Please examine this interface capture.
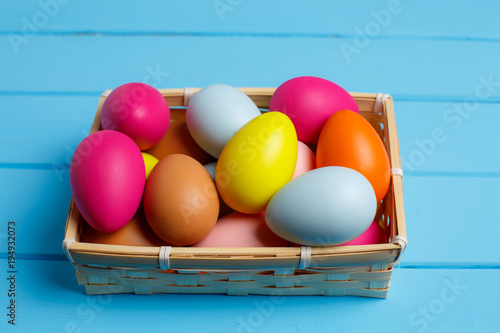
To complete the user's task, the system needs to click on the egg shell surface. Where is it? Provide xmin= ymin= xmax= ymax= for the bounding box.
xmin=216 ymin=112 xmax=298 ymax=214
xmin=101 ymin=82 xmax=170 ymax=150
xmin=146 ymin=120 xmax=215 ymax=165
xmin=203 ymin=162 xmax=234 ymax=217
xmin=83 ymin=206 xmax=167 ymax=246
xmin=339 ymin=220 xmax=387 ymax=246
xmin=144 ymin=154 xmax=219 ymax=246
xmin=293 ymin=141 xmax=316 ymax=179
xmin=186 ymin=84 xmax=262 ymax=158
xmin=265 ymin=166 xmax=377 ymax=246
xmin=69 ymin=130 xmax=145 ymax=233
xmin=269 ymin=76 xmax=359 ymax=145
xmin=142 ymin=152 xmax=159 ymax=180
xmin=316 ymin=110 xmax=391 ymax=202
xmin=193 ymin=212 xmax=288 ymax=247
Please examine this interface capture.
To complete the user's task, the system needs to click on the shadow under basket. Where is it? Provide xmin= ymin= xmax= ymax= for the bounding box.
xmin=63 ymin=88 xmax=407 ymax=298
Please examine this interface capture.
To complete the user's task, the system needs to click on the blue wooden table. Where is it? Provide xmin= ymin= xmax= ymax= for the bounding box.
xmin=1 ymin=1 xmax=499 ymax=332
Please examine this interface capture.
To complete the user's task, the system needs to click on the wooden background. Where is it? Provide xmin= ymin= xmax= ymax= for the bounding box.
xmin=1 ymin=1 xmax=499 ymax=332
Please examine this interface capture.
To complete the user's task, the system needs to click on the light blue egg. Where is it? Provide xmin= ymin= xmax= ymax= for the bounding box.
xmin=265 ymin=166 xmax=377 ymax=246
xmin=186 ymin=84 xmax=261 ymax=158
xmin=203 ymin=161 xmax=217 ymax=181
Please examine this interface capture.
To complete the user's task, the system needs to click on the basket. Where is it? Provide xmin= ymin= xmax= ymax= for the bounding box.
xmin=63 ymin=88 xmax=407 ymax=298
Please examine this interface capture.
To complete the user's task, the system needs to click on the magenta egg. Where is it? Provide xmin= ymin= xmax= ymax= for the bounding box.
xmin=101 ymin=82 xmax=170 ymax=150
xmin=70 ymin=130 xmax=146 ymax=233
xmin=340 ymin=221 xmax=387 ymax=246
xmin=269 ymin=76 xmax=359 ymax=145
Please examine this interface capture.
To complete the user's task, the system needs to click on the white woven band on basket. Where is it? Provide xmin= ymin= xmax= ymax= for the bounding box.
xmin=159 ymin=246 xmax=172 ymax=270
xmin=391 ymin=235 xmax=408 ymax=263
xmin=62 ymin=238 xmax=76 ymax=264
xmin=391 ymin=167 xmax=404 ymax=178
xmin=300 ymin=246 xmax=312 ymax=269
xmin=183 ymin=87 xmax=196 ymax=107
xmin=158 ymin=246 xmax=312 ymax=271
xmin=374 ymin=93 xmax=391 ymax=114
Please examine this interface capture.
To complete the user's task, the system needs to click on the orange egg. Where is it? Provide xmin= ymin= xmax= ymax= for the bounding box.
xmin=316 ymin=110 xmax=391 ymax=202
xmin=145 ymin=120 xmax=215 ymax=165
xmin=82 ymin=206 xmax=166 ymax=246
xmin=143 ymin=154 xmax=219 ymax=246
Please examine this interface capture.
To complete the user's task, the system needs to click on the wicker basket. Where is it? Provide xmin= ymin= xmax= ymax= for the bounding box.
xmin=63 ymin=88 xmax=407 ymax=298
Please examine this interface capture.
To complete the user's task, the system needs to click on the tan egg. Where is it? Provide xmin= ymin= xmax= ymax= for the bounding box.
xmin=82 ymin=206 xmax=166 ymax=246
xmin=144 ymin=154 xmax=219 ymax=246
xmin=145 ymin=120 xmax=215 ymax=165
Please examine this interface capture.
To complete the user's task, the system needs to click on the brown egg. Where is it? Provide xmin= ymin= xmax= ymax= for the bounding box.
xmin=145 ymin=120 xmax=215 ymax=165
xmin=83 ymin=206 xmax=166 ymax=246
xmin=144 ymin=154 xmax=219 ymax=246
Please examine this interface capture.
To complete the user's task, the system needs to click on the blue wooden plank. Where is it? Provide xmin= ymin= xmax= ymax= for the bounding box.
xmin=0 ymin=169 xmax=71 ymax=258
xmin=2 ymin=167 xmax=498 ymax=267
xmin=1 ymin=36 xmax=500 ymax=101
xmin=0 ymin=0 xmax=499 ymax=40
xmin=403 ymin=175 xmax=500 ymax=266
xmin=396 ymin=100 xmax=500 ymax=175
xmin=0 ymin=259 xmax=498 ymax=332
xmin=0 ymin=95 xmax=97 ymax=165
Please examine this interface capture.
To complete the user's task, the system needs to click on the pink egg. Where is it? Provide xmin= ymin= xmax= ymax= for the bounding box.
xmin=70 ymin=130 xmax=146 ymax=233
xmin=293 ymin=141 xmax=316 ymax=179
xmin=269 ymin=76 xmax=359 ymax=145
xmin=193 ymin=212 xmax=288 ymax=247
xmin=339 ymin=221 xmax=387 ymax=246
xmin=101 ymin=82 xmax=170 ymax=151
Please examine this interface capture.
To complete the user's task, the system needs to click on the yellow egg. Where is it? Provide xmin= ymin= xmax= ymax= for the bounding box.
xmin=142 ymin=152 xmax=159 ymax=180
xmin=215 ymin=112 xmax=298 ymax=214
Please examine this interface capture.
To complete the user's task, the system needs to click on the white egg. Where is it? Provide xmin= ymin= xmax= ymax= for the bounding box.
xmin=186 ymin=84 xmax=261 ymax=158
xmin=265 ymin=166 xmax=377 ymax=246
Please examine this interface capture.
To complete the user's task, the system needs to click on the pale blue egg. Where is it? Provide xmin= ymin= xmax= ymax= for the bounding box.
xmin=203 ymin=161 xmax=217 ymax=181
xmin=186 ymin=84 xmax=261 ymax=158
xmin=265 ymin=166 xmax=377 ymax=246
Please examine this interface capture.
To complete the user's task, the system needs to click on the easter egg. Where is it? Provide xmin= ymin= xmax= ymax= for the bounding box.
xmin=70 ymin=130 xmax=145 ymax=233
xmin=83 ymin=206 xmax=166 ymax=247
xmin=339 ymin=220 xmax=387 ymax=246
xmin=101 ymin=82 xmax=170 ymax=150
xmin=141 ymin=152 xmax=158 ymax=180
xmin=269 ymin=76 xmax=359 ymax=145
xmin=144 ymin=154 xmax=219 ymax=246
xmin=186 ymin=84 xmax=261 ymax=158
xmin=203 ymin=162 xmax=234 ymax=218
xmin=293 ymin=141 xmax=316 ymax=179
xmin=193 ymin=212 xmax=288 ymax=247
xmin=216 ymin=112 xmax=298 ymax=214
xmin=316 ymin=110 xmax=391 ymax=202
xmin=145 ymin=120 xmax=215 ymax=165
xmin=265 ymin=166 xmax=376 ymax=246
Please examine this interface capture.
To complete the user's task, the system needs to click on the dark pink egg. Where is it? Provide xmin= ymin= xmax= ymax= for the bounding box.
xmin=70 ymin=130 xmax=146 ymax=233
xmin=101 ymin=82 xmax=170 ymax=150
xmin=340 ymin=221 xmax=387 ymax=246
xmin=269 ymin=76 xmax=359 ymax=145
